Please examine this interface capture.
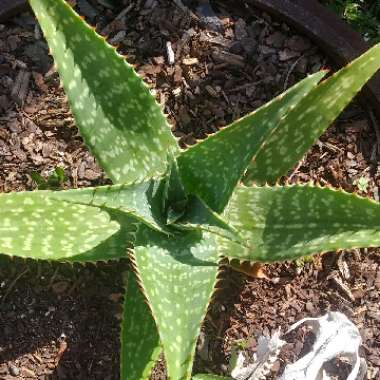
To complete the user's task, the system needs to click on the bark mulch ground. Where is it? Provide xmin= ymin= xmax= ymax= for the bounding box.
xmin=0 ymin=0 xmax=379 ymax=379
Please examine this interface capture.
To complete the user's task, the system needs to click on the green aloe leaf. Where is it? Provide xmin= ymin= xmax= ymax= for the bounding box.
xmin=29 ymin=0 xmax=178 ymax=184
xmin=246 ymin=42 xmax=380 ymax=184
xmin=176 ymin=196 xmax=239 ymax=243
xmin=121 ymin=271 xmax=161 ymax=380
xmin=134 ymin=225 xmax=219 ymax=380
xmin=69 ymin=210 xmax=134 ymax=262
xmin=163 ymin=161 xmax=189 ymax=225
xmin=51 ymin=179 xmax=166 ymax=232
xmin=0 ymin=191 xmax=134 ymax=261
xmin=177 ymin=71 xmax=326 ymax=213
xmin=222 ymin=185 xmax=380 ymax=262
xmin=193 ymin=375 xmax=232 ymax=380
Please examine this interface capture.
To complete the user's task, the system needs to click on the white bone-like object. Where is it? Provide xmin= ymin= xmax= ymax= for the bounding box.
xmin=280 ymin=311 xmax=365 ymax=380
xmin=230 ymin=312 xmax=366 ymax=380
xmin=231 ymin=329 xmax=286 ymax=380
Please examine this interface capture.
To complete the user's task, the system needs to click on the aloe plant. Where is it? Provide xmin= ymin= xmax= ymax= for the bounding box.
xmin=1 ymin=0 xmax=380 ymax=379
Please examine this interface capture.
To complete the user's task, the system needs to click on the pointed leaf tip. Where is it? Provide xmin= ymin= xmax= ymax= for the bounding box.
xmin=121 ymin=271 xmax=161 ymax=380
xmin=223 ymin=185 xmax=380 ymax=262
xmin=134 ymin=226 xmax=220 ymax=380
xmin=247 ymin=42 xmax=380 ymax=184
xmin=29 ymin=0 xmax=178 ymax=185
xmin=0 ymin=191 xmax=133 ymax=262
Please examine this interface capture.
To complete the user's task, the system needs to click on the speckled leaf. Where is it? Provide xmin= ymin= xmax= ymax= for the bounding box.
xmin=163 ymin=161 xmax=188 ymax=225
xmin=29 ymin=0 xmax=178 ymax=184
xmin=246 ymin=42 xmax=380 ymax=184
xmin=0 ymin=191 xmax=133 ymax=261
xmin=121 ymin=271 xmax=161 ymax=380
xmin=222 ymin=185 xmax=380 ymax=262
xmin=50 ymin=179 xmax=166 ymax=232
xmin=177 ymin=71 xmax=326 ymax=213
xmin=192 ymin=375 xmax=232 ymax=380
xmin=134 ymin=226 xmax=219 ymax=380
xmin=68 ymin=210 xmax=135 ymax=262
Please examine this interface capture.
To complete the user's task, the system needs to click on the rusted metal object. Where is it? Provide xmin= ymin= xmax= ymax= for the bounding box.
xmin=244 ymin=0 xmax=380 ymax=118
xmin=0 ymin=0 xmax=28 ymax=22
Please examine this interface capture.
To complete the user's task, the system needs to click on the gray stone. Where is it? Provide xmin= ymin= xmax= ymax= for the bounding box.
xmin=9 ymin=364 xmax=20 ymax=377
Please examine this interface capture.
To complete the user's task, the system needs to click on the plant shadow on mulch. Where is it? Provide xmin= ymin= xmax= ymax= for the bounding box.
xmin=1 ymin=0 xmax=380 ymax=379
xmin=0 ymin=257 xmax=129 ymax=379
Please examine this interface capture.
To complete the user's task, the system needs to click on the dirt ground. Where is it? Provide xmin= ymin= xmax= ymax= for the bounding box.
xmin=0 ymin=0 xmax=379 ymax=379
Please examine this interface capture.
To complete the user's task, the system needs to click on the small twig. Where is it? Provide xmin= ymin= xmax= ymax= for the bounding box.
xmin=228 ymin=79 xmax=265 ymax=93
xmin=283 ymin=54 xmax=305 ymax=91
xmin=327 ymin=270 xmax=355 ymax=302
xmin=1 ymin=267 xmax=29 ymax=303
xmin=100 ymin=3 xmax=134 ymax=35
xmin=88 ymin=316 xmax=105 ymax=372
xmin=317 ymin=139 xmax=343 ymax=154
xmin=337 ymin=251 xmax=350 ymax=280
xmin=212 ymin=50 xmax=245 ymax=68
xmin=287 ymin=158 xmax=304 ymax=182
xmin=48 ymin=267 xmax=60 ymax=289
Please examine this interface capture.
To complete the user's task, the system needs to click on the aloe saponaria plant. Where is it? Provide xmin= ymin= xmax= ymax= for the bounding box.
xmin=1 ymin=0 xmax=380 ymax=378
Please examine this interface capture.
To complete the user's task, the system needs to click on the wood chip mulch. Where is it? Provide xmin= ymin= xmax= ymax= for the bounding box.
xmin=0 ymin=1 xmax=379 ymax=379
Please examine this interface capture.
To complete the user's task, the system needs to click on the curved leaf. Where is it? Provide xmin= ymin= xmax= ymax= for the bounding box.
xmin=176 ymin=196 xmax=240 ymax=243
xmin=0 ymin=191 xmax=131 ymax=261
xmin=68 ymin=210 xmax=134 ymax=262
xmin=246 ymin=42 xmax=380 ymax=183
xmin=177 ymin=71 xmax=326 ymax=212
xmin=222 ymin=185 xmax=380 ymax=262
xmin=29 ymin=0 xmax=178 ymax=184
xmin=121 ymin=271 xmax=161 ymax=380
xmin=50 ymin=179 xmax=166 ymax=232
xmin=134 ymin=226 xmax=219 ymax=380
